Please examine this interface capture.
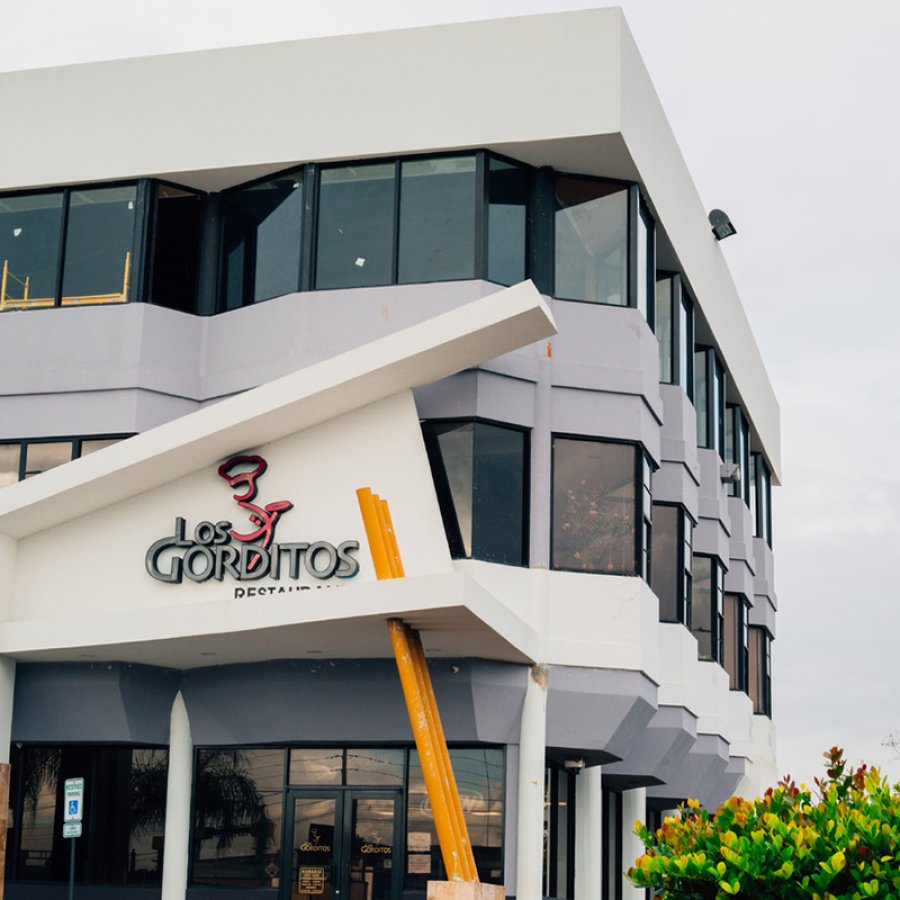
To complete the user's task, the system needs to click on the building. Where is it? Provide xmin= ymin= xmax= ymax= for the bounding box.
xmin=0 ymin=9 xmax=780 ymax=900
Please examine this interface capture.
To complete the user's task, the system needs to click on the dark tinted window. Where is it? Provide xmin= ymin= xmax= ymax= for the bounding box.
xmin=691 ymin=555 xmax=724 ymax=663
xmin=398 ymin=156 xmax=477 ymax=283
xmin=656 ymin=276 xmax=674 ymax=383
xmin=149 ymin=184 xmax=202 ymax=312
xmin=316 ymin=163 xmax=395 ymax=289
xmin=651 ymin=504 xmax=679 ymax=621
xmin=221 ymin=171 xmax=304 ymax=309
xmin=552 ymin=437 xmax=638 ymax=575
xmin=724 ymin=593 xmax=749 ymax=691
xmin=488 ymin=157 xmax=529 ymax=286
xmin=0 ymin=192 xmax=63 ymax=310
xmin=61 ymin=186 xmax=136 ymax=306
xmin=422 ymin=420 xmax=529 ymax=566
xmin=748 ymin=626 xmax=772 ymax=716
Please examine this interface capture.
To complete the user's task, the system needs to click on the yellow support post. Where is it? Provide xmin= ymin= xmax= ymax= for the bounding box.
xmin=409 ymin=628 xmax=478 ymax=881
xmin=356 ymin=487 xmax=393 ymax=580
xmin=380 ymin=498 xmax=405 ymax=578
xmin=388 ymin=619 xmax=466 ymax=881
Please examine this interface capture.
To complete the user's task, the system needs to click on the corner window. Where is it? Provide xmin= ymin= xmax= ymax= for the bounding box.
xmin=725 ymin=405 xmax=751 ymax=503
xmin=694 ymin=346 xmax=725 ymax=457
xmin=750 ymin=453 xmax=773 ymax=547
xmin=7 ymin=745 xmax=167 ymax=885
xmin=554 ymin=176 xmax=628 ymax=307
xmin=723 ymin=593 xmax=750 ymax=691
xmin=221 ymin=169 xmax=305 ymax=309
xmin=487 ymin=156 xmax=530 ymax=286
xmin=748 ymin=626 xmax=773 ymax=716
xmin=655 ymin=273 xmax=694 ymax=397
xmin=422 ymin=420 xmax=529 ymax=566
xmin=650 ymin=503 xmax=693 ymax=626
xmin=148 ymin=183 xmax=203 ymax=313
xmin=691 ymin=554 xmax=724 ymax=663
xmin=551 ymin=437 xmax=650 ymax=577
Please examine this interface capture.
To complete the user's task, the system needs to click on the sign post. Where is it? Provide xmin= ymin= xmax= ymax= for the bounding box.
xmin=62 ymin=778 xmax=84 ymax=900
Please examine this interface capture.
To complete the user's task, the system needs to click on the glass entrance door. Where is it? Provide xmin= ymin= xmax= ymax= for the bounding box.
xmin=285 ymin=791 xmax=400 ymax=900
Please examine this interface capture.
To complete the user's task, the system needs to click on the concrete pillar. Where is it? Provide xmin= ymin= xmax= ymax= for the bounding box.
xmin=161 ymin=691 xmax=192 ymax=900
xmin=620 ymin=788 xmax=647 ymax=897
xmin=574 ymin=765 xmax=603 ymax=900
xmin=0 ymin=657 xmax=16 ymax=900
xmin=515 ymin=665 xmax=548 ymax=900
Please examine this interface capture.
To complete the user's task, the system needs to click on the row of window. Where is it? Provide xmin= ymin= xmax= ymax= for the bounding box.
xmin=4 ymin=744 xmax=504 ymax=891
xmin=0 ymin=151 xmax=654 ymax=319
xmin=0 ymin=435 xmax=128 ymax=487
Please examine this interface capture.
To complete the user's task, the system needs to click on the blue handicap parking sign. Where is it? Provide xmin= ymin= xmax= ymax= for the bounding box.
xmin=68 ymin=800 xmax=78 ymax=815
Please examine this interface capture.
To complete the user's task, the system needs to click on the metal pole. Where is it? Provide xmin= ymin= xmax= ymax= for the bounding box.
xmin=68 ymin=837 xmax=75 ymax=900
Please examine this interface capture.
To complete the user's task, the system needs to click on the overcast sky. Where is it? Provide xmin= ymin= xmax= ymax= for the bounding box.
xmin=3 ymin=0 xmax=898 ymax=787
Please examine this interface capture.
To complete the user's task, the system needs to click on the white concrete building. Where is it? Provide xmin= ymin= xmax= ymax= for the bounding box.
xmin=0 ymin=10 xmax=779 ymax=900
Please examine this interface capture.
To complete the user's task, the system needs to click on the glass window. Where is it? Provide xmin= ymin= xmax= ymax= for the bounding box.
xmin=752 ymin=453 xmax=773 ymax=547
xmin=650 ymin=504 xmax=693 ymax=625
xmin=487 ymin=156 xmax=529 ymax=286
xmin=398 ymin=156 xmax=477 ymax=284
xmin=543 ymin=765 xmax=576 ymax=900
xmin=149 ymin=184 xmax=202 ymax=313
xmin=24 ymin=441 xmax=73 ymax=478
xmin=221 ymin=170 xmax=304 ymax=309
xmin=723 ymin=593 xmax=749 ymax=692
xmin=655 ymin=276 xmax=673 ymax=383
xmin=61 ymin=186 xmax=136 ymax=306
xmin=679 ymin=289 xmax=694 ymax=398
xmin=79 ymin=438 xmax=122 ymax=456
xmin=289 ymin=748 xmax=342 ymax=785
xmin=11 ymin=745 xmax=167 ymax=884
xmin=725 ymin=405 xmax=751 ymax=502
xmin=636 ymin=201 xmax=654 ymax=325
xmin=554 ymin=176 xmax=628 ymax=306
xmin=0 ymin=443 xmax=21 ymax=487
xmin=288 ymin=748 xmax=404 ymax=786
xmin=0 ymin=192 xmax=64 ymax=311
xmin=422 ymin=420 xmax=529 ymax=566
xmin=694 ymin=347 xmax=725 ymax=456
xmin=748 ymin=626 xmax=772 ymax=716
xmin=192 ymin=748 xmax=284 ymax=888
xmin=316 ymin=163 xmax=396 ymax=290
xmin=406 ymin=748 xmax=504 ymax=888
xmin=551 ymin=437 xmax=642 ymax=576
xmin=691 ymin=555 xmax=724 ymax=663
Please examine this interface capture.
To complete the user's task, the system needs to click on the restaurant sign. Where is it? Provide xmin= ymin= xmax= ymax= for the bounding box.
xmin=145 ymin=455 xmax=359 ymax=584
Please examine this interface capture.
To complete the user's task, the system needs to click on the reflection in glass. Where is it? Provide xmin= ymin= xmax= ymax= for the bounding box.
xmin=723 ymin=594 xmax=749 ymax=692
xmin=656 ymin=276 xmax=673 ymax=383
xmin=487 ymin=157 xmax=529 ymax=286
xmin=24 ymin=442 xmax=72 ymax=477
xmin=316 ymin=164 xmax=395 ymax=290
xmin=398 ymin=156 xmax=477 ymax=284
xmin=422 ymin=421 xmax=528 ymax=566
xmin=289 ymin=749 xmax=404 ymax=787
xmin=691 ymin=555 xmax=713 ymax=659
xmin=554 ymin=177 xmax=628 ymax=305
xmin=150 ymin=184 xmax=202 ymax=312
xmin=12 ymin=746 xmax=168 ymax=884
xmin=289 ymin=749 xmax=343 ymax=786
xmin=0 ymin=192 xmax=63 ymax=310
xmin=748 ymin=626 xmax=772 ymax=715
xmin=192 ymin=749 xmax=283 ymax=887
xmin=551 ymin=438 xmax=637 ymax=575
xmin=222 ymin=171 xmax=304 ymax=309
xmin=292 ymin=797 xmax=337 ymax=900
xmin=349 ymin=798 xmax=395 ymax=900
xmin=406 ymin=748 xmax=504 ymax=889
xmin=651 ymin=504 xmax=679 ymax=622
xmin=0 ymin=444 xmax=20 ymax=486
xmin=61 ymin=186 xmax=136 ymax=306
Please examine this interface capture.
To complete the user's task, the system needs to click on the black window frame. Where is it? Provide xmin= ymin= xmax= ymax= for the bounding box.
xmin=750 ymin=452 xmax=773 ymax=547
xmin=725 ymin=404 xmax=751 ymax=504
xmin=543 ymin=762 xmax=577 ymax=900
xmin=723 ymin=592 xmax=750 ymax=692
xmin=550 ymin=434 xmax=653 ymax=579
xmin=694 ymin=345 xmax=726 ymax=457
xmin=650 ymin=501 xmax=694 ymax=628
xmin=748 ymin=626 xmax=773 ymax=717
xmin=421 ymin=417 xmax=531 ymax=567
xmin=655 ymin=272 xmax=694 ymax=398
xmin=691 ymin=553 xmax=725 ymax=665
xmin=0 ymin=433 xmax=133 ymax=484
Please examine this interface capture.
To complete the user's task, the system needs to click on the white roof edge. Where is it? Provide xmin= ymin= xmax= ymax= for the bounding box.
xmin=0 ymin=281 xmax=556 ymax=538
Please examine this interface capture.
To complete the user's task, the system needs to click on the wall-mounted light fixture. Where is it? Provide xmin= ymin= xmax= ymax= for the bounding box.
xmin=709 ymin=208 xmax=737 ymax=240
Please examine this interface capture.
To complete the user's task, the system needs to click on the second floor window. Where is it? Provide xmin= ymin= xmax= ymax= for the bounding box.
xmin=694 ymin=346 xmax=726 ymax=457
xmin=551 ymin=437 xmax=650 ymax=577
xmin=0 ymin=435 xmax=129 ymax=487
xmin=421 ymin=419 xmax=529 ymax=566
xmin=691 ymin=554 xmax=724 ymax=663
xmin=723 ymin=593 xmax=750 ymax=691
xmin=650 ymin=503 xmax=693 ymax=626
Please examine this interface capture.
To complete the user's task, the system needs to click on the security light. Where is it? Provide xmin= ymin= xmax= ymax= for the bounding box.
xmin=709 ymin=208 xmax=737 ymax=240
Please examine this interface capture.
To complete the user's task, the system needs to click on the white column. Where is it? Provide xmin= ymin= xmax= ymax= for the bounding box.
xmin=574 ymin=765 xmax=603 ymax=900
xmin=620 ymin=788 xmax=647 ymax=897
xmin=515 ymin=664 xmax=548 ymax=900
xmin=161 ymin=691 xmax=192 ymax=900
xmin=0 ymin=658 xmax=15 ymax=765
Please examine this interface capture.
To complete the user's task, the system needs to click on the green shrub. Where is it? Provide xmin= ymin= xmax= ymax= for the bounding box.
xmin=628 ymin=747 xmax=900 ymax=899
